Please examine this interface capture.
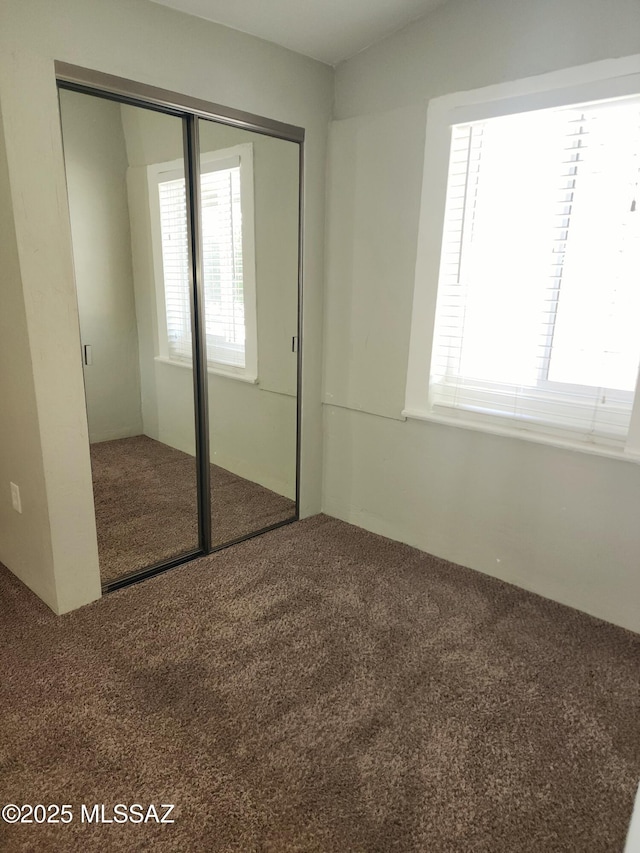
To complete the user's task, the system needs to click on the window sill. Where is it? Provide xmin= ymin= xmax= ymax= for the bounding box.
xmin=401 ymin=407 xmax=640 ymax=464
xmin=154 ymin=356 xmax=258 ymax=384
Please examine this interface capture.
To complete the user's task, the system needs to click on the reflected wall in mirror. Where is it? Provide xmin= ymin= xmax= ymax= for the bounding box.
xmin=58 ymin=72 xmax=302 ymax=589
xmin=198 ymin=119 xmax=299 ymax=546
xmin=59 ymin=89 xmax=199 ymax=584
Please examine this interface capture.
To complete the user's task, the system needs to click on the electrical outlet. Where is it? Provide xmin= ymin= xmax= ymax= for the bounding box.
xmin=10 ymin=482 xmax=22 ymax=514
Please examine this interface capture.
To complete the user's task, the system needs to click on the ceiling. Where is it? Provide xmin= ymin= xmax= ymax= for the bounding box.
xmin=149 ymin=0 xmax=448 ymax=66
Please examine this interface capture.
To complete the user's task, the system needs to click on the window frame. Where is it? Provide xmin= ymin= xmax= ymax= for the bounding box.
xmin=404 ymin=54 xmax=640 ymax=462
xmin=147 ymin=142 xmax=258 ymax=383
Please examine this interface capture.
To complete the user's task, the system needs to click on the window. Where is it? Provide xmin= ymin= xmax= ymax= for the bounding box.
xmin=148 ymin=143 xmax=257 ymax=382
xmin=405 ymin=58 xmax=640 ymax=459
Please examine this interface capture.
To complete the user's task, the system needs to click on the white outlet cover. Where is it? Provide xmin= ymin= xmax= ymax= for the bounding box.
xmin=10 ymin=482 xmax=22 ymax=514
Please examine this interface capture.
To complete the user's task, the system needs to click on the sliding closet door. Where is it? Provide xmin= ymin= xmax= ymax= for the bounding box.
xmin=197 ymin=118 xmax=300 ymax=546
xmin=58 ymin=64 xmax=305 ymax=589
xmin=59 ymin=89 xmax=200 ymax=584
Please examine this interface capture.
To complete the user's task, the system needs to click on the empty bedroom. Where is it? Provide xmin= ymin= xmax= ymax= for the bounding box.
xmin=0 ymin=0 xmax=639 ymax=850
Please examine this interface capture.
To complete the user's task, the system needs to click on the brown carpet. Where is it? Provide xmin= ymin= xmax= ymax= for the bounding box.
xmin=1 ymin=514 xmax=639 ymax=852
xmin=90 ymin=435 xmax=295 ymax=582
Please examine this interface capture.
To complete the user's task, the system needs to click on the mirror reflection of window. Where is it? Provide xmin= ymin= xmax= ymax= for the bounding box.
xmin=201 ymin=160 xmax=245 ymax=365
xmin=149 ymin=144 xmax=257 ymax=382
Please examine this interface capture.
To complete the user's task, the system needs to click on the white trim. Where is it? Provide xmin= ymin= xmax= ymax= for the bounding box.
xmin=154 ymin=355 xmax=258 ymax=384
xmin=450 ymin=72 xmax=640 ymax=126
xmin=146 ymin=160 xmax=173 ymax=362
xmin=405 ymin=53 xmax=640 ymax=457
xmin=431 ymin=54 xmax=640 ymax=125
xmin=402 ymin=408 xmax=640 ymax=464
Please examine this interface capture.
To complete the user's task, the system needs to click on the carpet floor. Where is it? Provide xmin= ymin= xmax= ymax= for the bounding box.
xmin=1 ymin=514 xmax=639 ymax=852
xmin=90 ymin=435 xmax=295 ymax=583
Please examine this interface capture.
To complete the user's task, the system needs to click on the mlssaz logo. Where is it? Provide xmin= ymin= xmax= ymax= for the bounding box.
xmin=81 ymin=804 xmax=175 ymax=824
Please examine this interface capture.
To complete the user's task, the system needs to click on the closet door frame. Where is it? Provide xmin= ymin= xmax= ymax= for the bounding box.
xmin=56 ymin=62 xmax=305 ymax=593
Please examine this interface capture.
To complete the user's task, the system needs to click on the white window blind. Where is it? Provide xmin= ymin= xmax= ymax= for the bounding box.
xmin=430 ymin=96 xmax=640 ymax=444
xmin=200 ymin=163 xmax=245 ymax=367
xmin=151 ymin=145 xmax=256 ymax=380
xmin=158 ymin=177 xmax=191 ymax=362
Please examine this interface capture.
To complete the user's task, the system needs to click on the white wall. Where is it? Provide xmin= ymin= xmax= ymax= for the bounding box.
xmin=0 ymin=100 xmax=58 ymax=612
xmin=0 ymin=0 xmax=332 ymax=612
xmin=59 ymin=89 xmax=143 ymax=444
xmin=324 ymin=0 xmax=640 ymax=633
xmin=0 ymin=50 xmax=102 ymax=615
xmin=334 ymin=0 xmax=640 ymax=120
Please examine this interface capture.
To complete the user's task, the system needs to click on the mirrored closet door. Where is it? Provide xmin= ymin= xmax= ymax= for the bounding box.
xmin=198 ymin=118 xmax=299 ymax=547
xmin=57 ymin=68 xmax=302 ymax=590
